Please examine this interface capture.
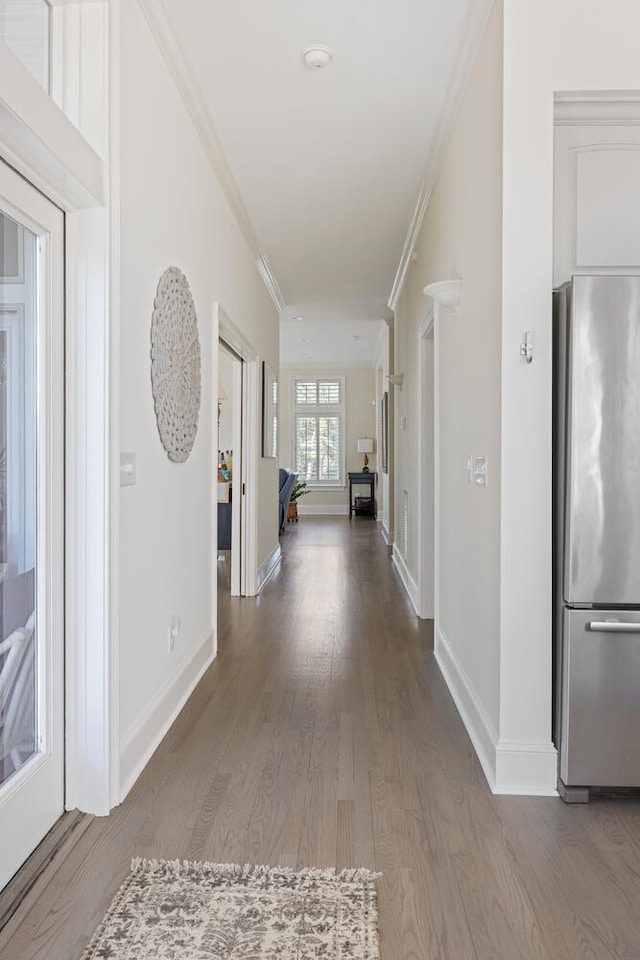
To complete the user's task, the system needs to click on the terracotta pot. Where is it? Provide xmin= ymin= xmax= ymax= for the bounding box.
xmin=287 ymin=501 xmax=298 ymax=521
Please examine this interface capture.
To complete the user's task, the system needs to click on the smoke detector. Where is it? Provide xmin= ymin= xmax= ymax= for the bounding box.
xmin=302 ymin=45 xmax=332 ymax=69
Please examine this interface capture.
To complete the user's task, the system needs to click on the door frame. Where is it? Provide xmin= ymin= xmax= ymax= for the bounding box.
xmin=218 ymin=340 xmax=243 ymax=596
xmin=217 ymin=304 xmax=260 ymax=597
xmin=0 ymin=161 xmax=65 ymax=889
xmin=418 ymin=310 xmax=435 ymax=620
xmin=1 ymin=17 xmax=119 ymax=816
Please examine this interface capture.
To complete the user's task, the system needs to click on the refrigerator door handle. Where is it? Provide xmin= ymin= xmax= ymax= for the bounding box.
xmin=588 ymin=620 xmax=640 ymax=633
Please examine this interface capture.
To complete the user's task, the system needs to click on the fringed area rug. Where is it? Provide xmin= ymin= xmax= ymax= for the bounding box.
xmin=80 ymin=859 xmax=381 ymax=959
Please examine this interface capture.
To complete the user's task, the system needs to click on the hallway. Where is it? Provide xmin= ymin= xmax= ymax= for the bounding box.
xmin=2 ymin=518 xmax=640 ymax=959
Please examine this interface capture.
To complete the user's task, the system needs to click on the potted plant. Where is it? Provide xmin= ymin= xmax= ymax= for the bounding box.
xmin=287 ymin=480 xmax=310 ymax=522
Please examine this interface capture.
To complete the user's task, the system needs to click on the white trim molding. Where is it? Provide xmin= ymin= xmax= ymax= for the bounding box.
xmin=391 ymin=543 xmax=420 ymax=617
xmin=555 ymin=90 xmax=640 ymax=125
xmin=435 ymin=626 xmax=558 ymax=796
xmin=65 ymin=3 xmax=119 ymax=816
xmin=218 ymin=306 xmax=258 ymax=363
xmin=216 ymin=303 xmax=261 ymax=597
xmin=388 ymin=0 xmax=494 ymax=310
xmin=257 ymin=543 xmax=281 ymax=593
xmin=137 ymin=0 xmax=284 ymax=312
xmin=297 ymin=504 xmax=349 ymax=517
xmin=435 ymin=624 xmax=499 ymax=788
xmin=0 ymin=40 xmax=104 ymax=209
xmin=65 ymin=205 xmax=115 ymax=815
xmin=119 ymin=628 xmax=215 ymax=801
xmin=494 ymin=740 xmax=558 ymax=796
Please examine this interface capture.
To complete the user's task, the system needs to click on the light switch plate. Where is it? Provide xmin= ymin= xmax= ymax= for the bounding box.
xmin=120 ymin=452 xmax=136 ymax=487
xmin=474 ymin=455 xmax=488 ymax=486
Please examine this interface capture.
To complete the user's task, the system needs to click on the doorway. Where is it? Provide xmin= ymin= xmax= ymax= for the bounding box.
xmin=0 ymin=161 xmax=64 ymax=890
xmin=217 ymin=341 xmax=243 ymax=596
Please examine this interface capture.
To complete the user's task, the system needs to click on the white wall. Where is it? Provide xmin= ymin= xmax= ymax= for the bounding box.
xmin=394 ymin=0 xmax=640 ymax=796
xmin=118 ymin=0 xmax=278 ymax=796
xmin=279 ymin=365 xmax=377 ymax=513
xmin=497 ymin=0 xmax=640 ymax=791
xmin=395 ymin=1 xmax=504 ymax=776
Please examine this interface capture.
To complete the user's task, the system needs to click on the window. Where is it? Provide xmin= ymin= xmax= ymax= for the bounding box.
xmin=0 ymin=1 xmax=51 ymax=93
xmin=294 ymin=377 xmax=344 ymax=484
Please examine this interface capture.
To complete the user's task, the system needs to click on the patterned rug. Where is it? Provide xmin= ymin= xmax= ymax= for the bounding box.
xmin=80 ymin=859 xmax=381 ymax=959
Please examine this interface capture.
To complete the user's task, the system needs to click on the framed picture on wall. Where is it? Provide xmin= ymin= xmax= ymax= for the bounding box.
xmin=262 ymin=361 xmax=278 ymax=458
xmin=381 ymin=391 xmax=389 ymax=474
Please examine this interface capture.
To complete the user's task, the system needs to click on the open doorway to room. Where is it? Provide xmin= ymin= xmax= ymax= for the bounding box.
xmin=217 ymin=341 xmax=243 ymax=597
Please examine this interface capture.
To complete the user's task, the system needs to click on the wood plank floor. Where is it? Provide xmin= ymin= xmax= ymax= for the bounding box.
xmin=3 ymin=517 xmax=640 ymax=958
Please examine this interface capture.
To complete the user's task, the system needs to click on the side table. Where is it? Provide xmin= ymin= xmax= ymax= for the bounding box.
xmin=348 ymin=471 xmax=377 ymax=519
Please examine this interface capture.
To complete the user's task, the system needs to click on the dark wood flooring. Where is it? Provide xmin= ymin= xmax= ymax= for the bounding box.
xmin=2 ymin=517 xmax=640 ymax=958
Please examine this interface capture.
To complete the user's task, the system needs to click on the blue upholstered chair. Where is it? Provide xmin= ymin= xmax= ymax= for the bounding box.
xmin=278 ymin=468 xmax=297 ymax=532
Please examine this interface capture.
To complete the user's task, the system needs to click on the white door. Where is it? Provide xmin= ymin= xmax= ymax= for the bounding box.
xmin=0 ymin=161 xmax=64 ymax=890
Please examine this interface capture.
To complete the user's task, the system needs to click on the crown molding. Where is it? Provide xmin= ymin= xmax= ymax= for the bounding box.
xmin=280 ymin=360 xmax=377 ymax=371
xmin=256 ymin=254 xmax=285 ymax=312
xmin=387 ymin=0 xmax=495 ymax=311
xmin=137 ymin=0 xmax=285 ymax=313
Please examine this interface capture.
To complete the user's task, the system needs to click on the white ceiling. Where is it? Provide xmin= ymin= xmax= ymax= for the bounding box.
xmin=160 ymin=0 xmax=474 ymax=364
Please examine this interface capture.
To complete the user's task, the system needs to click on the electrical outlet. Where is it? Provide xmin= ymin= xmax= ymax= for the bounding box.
xmin=466 ymin=456 xmax=473 ymax=483
xmin=168 ymin=614 xmax=181 ymax=652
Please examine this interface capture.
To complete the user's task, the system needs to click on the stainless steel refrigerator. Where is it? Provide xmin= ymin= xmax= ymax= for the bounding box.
xmin=554 ymin=276 xmax=640 ymax=801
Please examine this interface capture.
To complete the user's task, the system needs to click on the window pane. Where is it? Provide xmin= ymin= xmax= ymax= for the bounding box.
xmin=0 ymin=211 xmax=38 ymax=786
xmin=295 ymin=381 xmax=317 ymax=405
xmin=295 ymin=416 xmax=317 ymax=481
xmin=0 ymin=1 xmax=50 ymax=92
xmin=318 ymin=380 xmax=340 ymax=405
xmin=318 ymin=417 xmax=340 ymax=481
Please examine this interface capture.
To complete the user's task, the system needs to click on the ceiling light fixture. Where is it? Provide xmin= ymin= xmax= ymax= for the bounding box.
xmin=302 ymin=45 xmax=332 ymax=69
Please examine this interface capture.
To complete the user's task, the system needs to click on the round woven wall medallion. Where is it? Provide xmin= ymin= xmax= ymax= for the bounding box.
xmin=150 ymin=267 xmax=202 ymax=463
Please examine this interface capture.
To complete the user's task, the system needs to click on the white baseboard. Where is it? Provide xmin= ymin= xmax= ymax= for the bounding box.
xmin=119 ymin=628 xmax=215 ymax=801
xmin=258 ymin=542 xmax=281 ymax=593
xmin=434 ymin=624 xmax=498 ymax=788
xmin=380 ymin=521 xmax=392 ymax=545
xmin=391 ymin=545 xmax=419 ymax=616
xmin=494 ymin=740 xmax=558 ymax=796
xmin=297 ymin=504 xmax=349 ymax=516
xmin=435 ymin=625 xmax=558 ymax=796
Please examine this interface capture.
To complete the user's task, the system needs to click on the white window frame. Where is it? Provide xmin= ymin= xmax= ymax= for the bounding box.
xmin=293 ymin=375 xmax=346 ymax=488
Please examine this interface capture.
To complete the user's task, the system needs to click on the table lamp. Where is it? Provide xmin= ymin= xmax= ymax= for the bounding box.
xmin=357 ymin=437 xmax=374 ymax=473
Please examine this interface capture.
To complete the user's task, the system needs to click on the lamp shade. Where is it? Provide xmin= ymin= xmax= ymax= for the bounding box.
xmin=357 ymin=437 xmax=374 ymax=454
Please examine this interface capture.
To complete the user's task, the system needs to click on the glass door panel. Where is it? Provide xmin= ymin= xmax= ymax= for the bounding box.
xmin=0 ymin=161 xmax=64 ymax=892
xmin=0 ymin=211 xmax=38 ymax=787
